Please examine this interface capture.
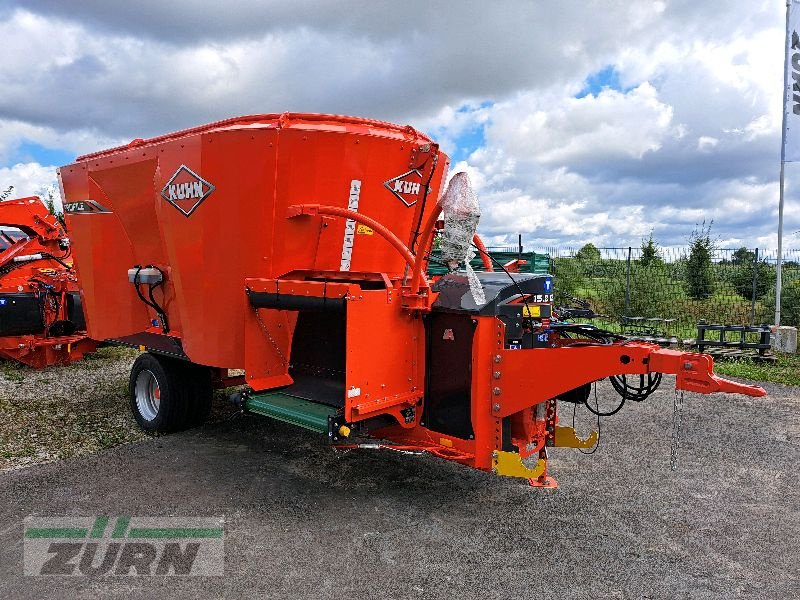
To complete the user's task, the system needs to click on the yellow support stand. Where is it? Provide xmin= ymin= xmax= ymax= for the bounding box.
xmin=492 ymin=451 xmax=546 ymax=479
xmin=553 ymin=426 xmax=598 ymax=449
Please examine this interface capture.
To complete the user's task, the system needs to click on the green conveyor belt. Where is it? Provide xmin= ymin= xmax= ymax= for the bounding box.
xmin=245 ymin=392 xmax=337 ymax=433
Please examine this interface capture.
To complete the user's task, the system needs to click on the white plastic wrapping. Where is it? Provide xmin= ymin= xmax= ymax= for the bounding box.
xmin=440 ymin=172 xmax=485 ymax=305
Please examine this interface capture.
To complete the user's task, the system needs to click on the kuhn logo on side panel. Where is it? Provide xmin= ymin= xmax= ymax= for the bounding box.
xmin=383 ymin=169 xmax=424 ymax=207
xmin=160 ymin=165 xmax=215 ymax=217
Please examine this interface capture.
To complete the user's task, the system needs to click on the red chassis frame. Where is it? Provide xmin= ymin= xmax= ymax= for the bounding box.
xmin=267 ymin=202 xmax=766 ymax=484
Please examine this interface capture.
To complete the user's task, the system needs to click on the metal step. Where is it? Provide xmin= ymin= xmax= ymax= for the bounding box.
xmin=245 ymin=392 xmax=337 ymax=433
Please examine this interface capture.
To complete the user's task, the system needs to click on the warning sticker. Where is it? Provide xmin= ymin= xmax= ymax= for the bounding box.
xmin=356 ymin=224 xmax=373 ymax=235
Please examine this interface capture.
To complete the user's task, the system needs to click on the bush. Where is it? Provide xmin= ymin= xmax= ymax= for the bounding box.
xmin=605 ymin=262 xmax=679 ymax=320
xmin=765 ymin=279 xmax=800 ymax=326
xmin=551 ymin=257 xmax=584 ymax=304
xmin=729 ymin=261 xmax=776 ymax=300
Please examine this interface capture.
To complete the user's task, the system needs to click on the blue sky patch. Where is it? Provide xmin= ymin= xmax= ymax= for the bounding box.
xmin=576 ymin=65 xmax=631 ymax=98
xmin=8 ymin=141 xmax=74 ymax=167
xmin=447 ymin=101 xmax=493 ymax=163
xmin=451 ymin=123 xmax=486 ymax=163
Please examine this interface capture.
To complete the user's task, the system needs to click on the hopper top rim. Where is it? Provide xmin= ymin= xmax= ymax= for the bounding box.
xmin=74 ymin=112 xmax=434 ymax=163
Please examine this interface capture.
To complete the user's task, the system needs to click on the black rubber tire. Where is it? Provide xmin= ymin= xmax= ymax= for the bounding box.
xmin=129 ymin=353 xmax=192 ymax=433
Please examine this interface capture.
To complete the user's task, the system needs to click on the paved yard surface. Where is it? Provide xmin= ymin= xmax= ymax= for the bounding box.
xmin=0 ymin=377 xmax=798 ymax=599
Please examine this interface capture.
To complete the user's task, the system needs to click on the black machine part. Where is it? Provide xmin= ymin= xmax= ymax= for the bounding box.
xmin=0 ymin=291 xmax=88 ymax=337
xmin=0 ymin=293 xmax=44 ymax=336
xmin=421 ymin=311 xmax=476 ymax=439
xmin=431 ymin=272 xmax=553 ymax=315
xmin=66 ymin=292 xmax=86 ymax=330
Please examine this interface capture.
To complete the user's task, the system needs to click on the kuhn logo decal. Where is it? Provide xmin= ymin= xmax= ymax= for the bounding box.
xmin=160 ymin=165 xmax=215 ymax=217
xmin=383 ymin=169 xmax=424 ymax=207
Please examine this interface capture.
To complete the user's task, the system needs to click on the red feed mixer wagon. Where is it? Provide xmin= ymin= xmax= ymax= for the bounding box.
xmin=58 ymin=113 xmax=765 ymax=485
xmin=0 ymin=196 xmax=95 ymax=367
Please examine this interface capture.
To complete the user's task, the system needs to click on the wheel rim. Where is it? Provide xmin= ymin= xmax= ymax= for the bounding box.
xmin=134 ymin=369 xmax=161 ymax=422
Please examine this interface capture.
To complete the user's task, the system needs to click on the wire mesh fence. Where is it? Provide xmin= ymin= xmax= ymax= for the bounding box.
xmin=480 ymin=245 xmax=800 ymax=340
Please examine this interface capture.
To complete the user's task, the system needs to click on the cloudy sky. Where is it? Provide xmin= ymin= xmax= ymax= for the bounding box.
xmin=0 ymin=0 xmax=794 ymax=250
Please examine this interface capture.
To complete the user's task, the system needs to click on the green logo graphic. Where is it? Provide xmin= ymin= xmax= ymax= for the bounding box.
xmin=23 ymin=516 xmax=224 ymax=576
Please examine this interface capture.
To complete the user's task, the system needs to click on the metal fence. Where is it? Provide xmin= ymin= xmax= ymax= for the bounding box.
xmin=485 ymin=246 xmax=800 ymax=339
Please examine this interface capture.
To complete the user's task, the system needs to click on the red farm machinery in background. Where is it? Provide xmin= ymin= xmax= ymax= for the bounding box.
xmin=58 ymin=113 xmax=765 ymax=486
xmin=0 ymin=196 xmax=96 ymax=367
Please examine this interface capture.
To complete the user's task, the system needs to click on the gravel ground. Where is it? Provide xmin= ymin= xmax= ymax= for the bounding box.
xmin=0 ymin=355 xmax=798 ymax=598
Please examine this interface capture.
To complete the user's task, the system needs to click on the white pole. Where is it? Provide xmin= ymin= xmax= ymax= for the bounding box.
xmin=777 ymin=0 xmax=791 ymax=326
xmin=777 ymin=162 xmax=785 ymax=326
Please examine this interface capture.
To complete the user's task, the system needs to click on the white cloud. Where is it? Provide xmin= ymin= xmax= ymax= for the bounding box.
xmin=487 ymin=83 xmax=675 ymax=168
xmin=697 ymin=136 xmax=719 ymax=152
xmin=0 ymin=0 xmax=791 ymax=249
xmin=0 ymin=118 xmax=122 ymax=165
xmin=0 ymin=163 xmax=58 ymax=200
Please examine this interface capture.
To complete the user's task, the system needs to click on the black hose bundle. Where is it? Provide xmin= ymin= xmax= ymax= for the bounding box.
xmin=133 ymin=265 xmax=170 ymax=333
xmin=608 ymin=372 xmax=663 ymax=403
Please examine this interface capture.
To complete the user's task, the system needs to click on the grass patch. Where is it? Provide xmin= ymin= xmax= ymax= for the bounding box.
xmin=714 ymin=352 xmax=800 ymax=387
xmin=0 ymin=347 xmax=147 ymax=472
xmin=0 ymin=362 xmax=26 ymax=383
xmin=0 ymin=346 xmax=239 ymax=472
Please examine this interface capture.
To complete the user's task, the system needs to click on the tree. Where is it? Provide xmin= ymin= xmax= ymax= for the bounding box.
xmin=639 ymin=233 xmax=662 ymax=267
xmin=575 ymin=243 xmax=601 ymax=262
xmin=731 ymin=247 xmax=755 ymax=266
xmin=0 ymin=185 xmax=13 ymax=201
xmin=40 ymin=186 xmax=63 ymax=221
xmin=730 ymin=258 xmax=775 ymax=300
xmin=685 ymin=221 xmax=716 ymax=300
